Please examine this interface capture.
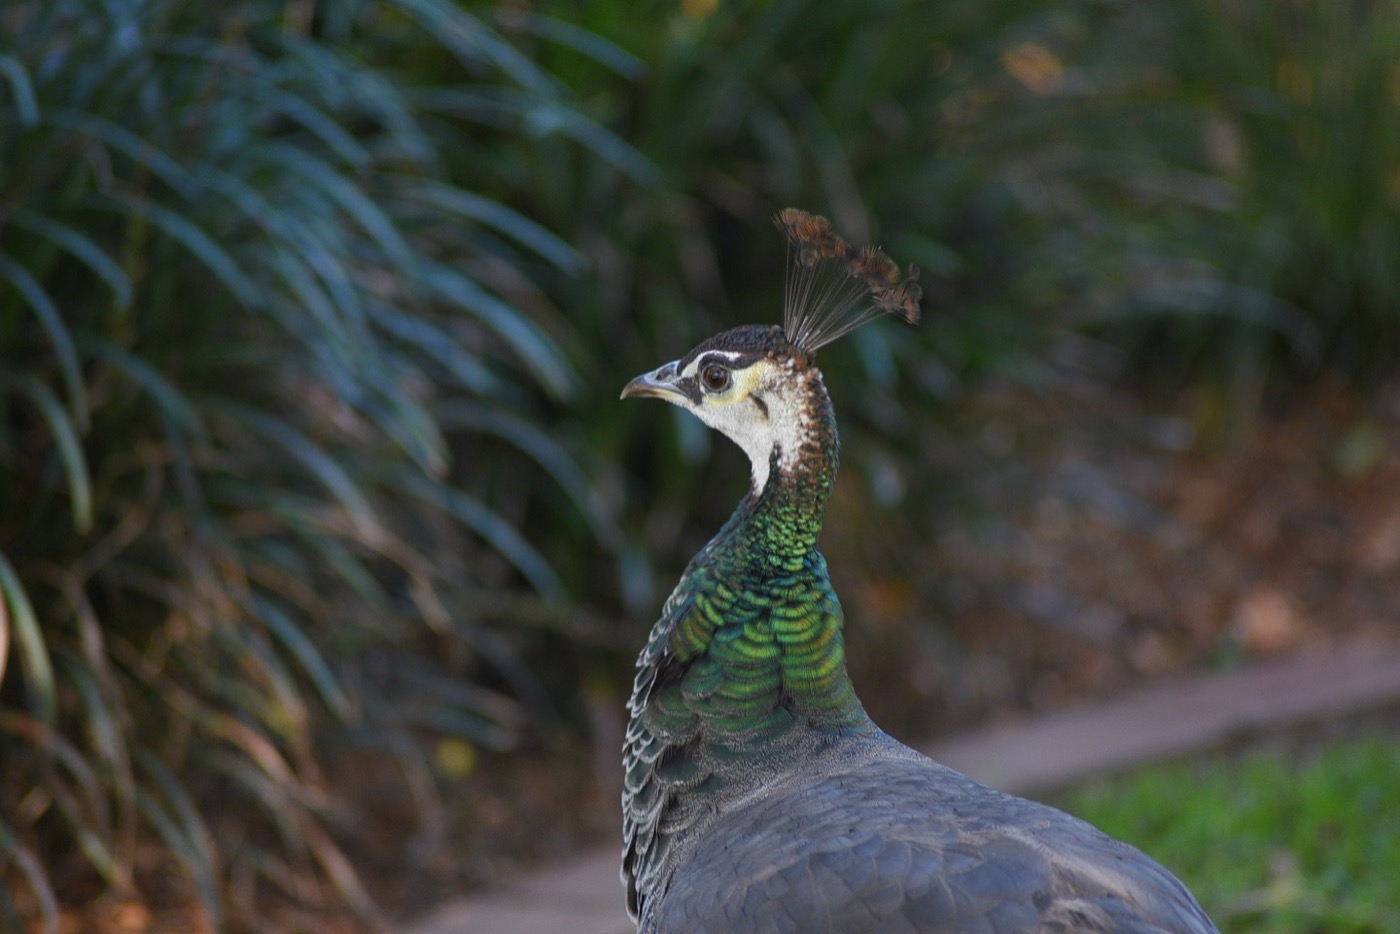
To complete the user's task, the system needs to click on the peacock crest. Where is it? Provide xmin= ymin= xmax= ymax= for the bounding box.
xmin=774 ymin=208 xmax=922 ymax=354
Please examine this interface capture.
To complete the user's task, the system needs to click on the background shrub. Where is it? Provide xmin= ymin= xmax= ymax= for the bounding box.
xmin=5 ymin=0 xmax=1400 ymax=926
xmin=0 ymin=0 xmax=625 ymax=925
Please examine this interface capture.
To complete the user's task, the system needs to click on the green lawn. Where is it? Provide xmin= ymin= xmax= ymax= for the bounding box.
xmin=1058 ymin=736 xmax=1400 ymax=933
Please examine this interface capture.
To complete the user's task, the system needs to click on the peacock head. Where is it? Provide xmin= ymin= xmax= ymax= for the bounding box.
xmin=621 ymin=209 xmax=921 ymax=495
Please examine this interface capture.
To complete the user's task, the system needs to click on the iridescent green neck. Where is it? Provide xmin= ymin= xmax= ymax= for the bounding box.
xmin=622 ymin=361 xmax=875 ymax=924
xmin=748 ymin=386 xmax=838 ymax=560
xmin=663 ymin=382 xmax=869 ymax=736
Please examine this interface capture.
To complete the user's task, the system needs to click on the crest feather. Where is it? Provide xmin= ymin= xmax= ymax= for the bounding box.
xmin=774 ymin=208 xmax=921 ymax=353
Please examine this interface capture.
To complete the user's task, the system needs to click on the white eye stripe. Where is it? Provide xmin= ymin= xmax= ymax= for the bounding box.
xmin=679 ymin=350 xmax=745 ymax=379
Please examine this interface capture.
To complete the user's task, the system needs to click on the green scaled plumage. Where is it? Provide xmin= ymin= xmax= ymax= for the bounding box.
xmin=644 ymin=382 xmax=864 ymax=734
xmin=620 ymin=383 xmax=870 ymax=923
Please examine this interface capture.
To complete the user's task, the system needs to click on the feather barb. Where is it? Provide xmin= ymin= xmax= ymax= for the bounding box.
xmin=774 ymin=208 xmax=921 ymax=353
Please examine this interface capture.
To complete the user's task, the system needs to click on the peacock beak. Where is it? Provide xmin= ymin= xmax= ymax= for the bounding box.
xmin=620 ymin=360 xmax=691 ymax=403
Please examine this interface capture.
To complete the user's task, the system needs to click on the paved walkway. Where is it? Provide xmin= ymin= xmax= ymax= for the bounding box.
xmin=404 ymin=639 xmax=1400 ymax=934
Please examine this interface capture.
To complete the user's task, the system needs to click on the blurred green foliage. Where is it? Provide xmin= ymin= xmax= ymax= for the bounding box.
xmin=0 ymin=0 xmax=625 ymax=926
xmin=518 ymin=0 xmax=1081 ymax=611
xmin=4 ymin=0 xmax=1400 ymax=925
xmin=1030 ymin=0 xmax=1400 ymax=401
xmin=1062 ymin=738 xmax=1400 ymax=932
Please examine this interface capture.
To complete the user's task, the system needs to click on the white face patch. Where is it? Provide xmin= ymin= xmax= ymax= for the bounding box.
xmin=687 ymin=359 xmax=813 ymax=496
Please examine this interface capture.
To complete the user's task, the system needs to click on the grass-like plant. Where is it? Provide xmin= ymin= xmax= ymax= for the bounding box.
xmin=1062 ymin=738 xmax=1400 ymax=932
xmin=0 ymin=0 xmax=633 ymax=926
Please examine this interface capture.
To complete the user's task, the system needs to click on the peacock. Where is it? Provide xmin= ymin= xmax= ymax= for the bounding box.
xmin=619 ymin=209 xmax=1218 ymax=933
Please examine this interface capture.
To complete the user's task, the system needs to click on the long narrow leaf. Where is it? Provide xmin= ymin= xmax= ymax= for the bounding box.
xmin=43 ymin=108 xmax=196 ymax=198
xmin=366 ymin=301 xmax=499 ymax=394
xmin=0 ymin=53 xmax=39 ymax=127
xmin=520 ymin=14 xmax=647 ymax=78
xmin=274 ymin=36 xmax=434 ymax=162
xmin=198 ymin=710 xmax=304 ymax=794
xmin=0 ymin=711 xmax=109 ymax=825
xmin=189 ymin=161 xmax=301 ymax=244
xmin=409 ymin=86 xmax=662 ymax=183
xmin=258 ymin=86 xmax=371 ymax=168
xmin=0 ymin=578 xmax=6 ymax=686
xmin=391 ymin=0 xmax=556 ymax=94
xmin=201 ymin=751 xmax=302 ymax=851
xmin=391 ymin=467 xmax=563 ymax=599
xmin=515 ymin=95 xmax=663 ymax=185
xmin=7 ymin=209 xmax=134 ymax=306
xmin=0 ymin=552 xmax=56 ymax=724
xmin=269 ymin=527 xmax=387 ymax=613
xmin=385 ymin=658 xmax=525 ymax=726
xmin=57 ymin=652 xmax=136 ymax=855
xmin=6 ymin=374 xmax=93 ymax=533
xmin=252 ymin=141 xmax=416 ymax=271
xmin=0 ymin=710 xmax=123 ymax=887
xmin=254 ymin=596 xmax=354 ymax=720
xmin=398 ymin=180 xmax=584 ymax=272
xmin=132 ymin=786 xmax=221 ymax=928
xmin=256 ymin=243 xmax=340 ymax=335
xmin=75 ymin=334 xmax=203 ymax=435
xmin=355 ymin=363 xmax=448 ymax=474
xmin=407 ymin=86 xmax=530 ymax=129
xmin=396 ymin=704 xmax=516 ymax=749
xmin=212 ymin=403 xmax=377 ymax=535
xmin=300 ymin=819 xmax=381 ymax=923
xmin=436 ymin=400 xmax=619 ymax=546
xmin=213 ymin=619 xmax=311 ymax=739
xmin=420 ymin=260 xmax=578 ymax=398
xmin=282 ymin=222 xmax=368 ymax=330
xmin=94 ymin=194 xmax=260 ymax=309
xmin=0 ymin=817 xmax=57 ymax=934
xmin=0 ymin=256 xmax=88 ymax=426
xmin=402 ymin=623 xmax=555 ymax=726
xmin=136 ymin=748 xmax=223 ymax=892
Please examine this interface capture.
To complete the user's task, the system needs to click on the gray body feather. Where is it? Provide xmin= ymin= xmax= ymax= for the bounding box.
xmin=642 ymin=733 xmax=1216 ymax=933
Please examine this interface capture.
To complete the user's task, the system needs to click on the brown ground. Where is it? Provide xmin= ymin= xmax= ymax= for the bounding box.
xmin=836 ymin=380 xmax=1400 ymax=741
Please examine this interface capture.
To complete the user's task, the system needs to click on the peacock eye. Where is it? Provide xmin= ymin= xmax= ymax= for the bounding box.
xmin=701 ymin=364 xmax=731 ymax=393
